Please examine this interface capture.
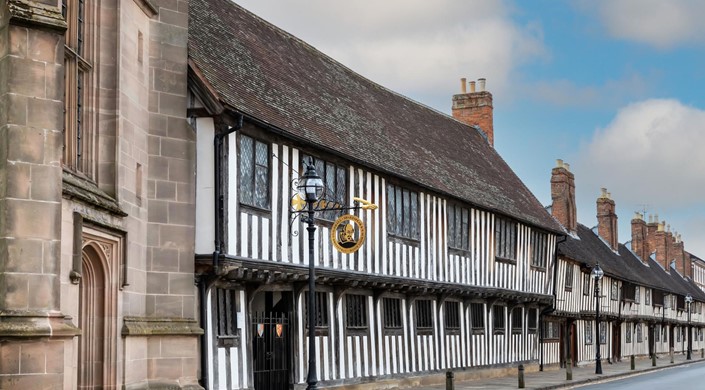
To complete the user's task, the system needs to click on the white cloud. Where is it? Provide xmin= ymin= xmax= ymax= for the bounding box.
xmin=575 ymin=99 xmax=705 ymax=255
xmin=578 ymin=99 xmax=705 ymax=205
xmin=233 ymin=0 xmax=546 ymax=111
xmin=590 ymin=0 xmax=705 ymax=49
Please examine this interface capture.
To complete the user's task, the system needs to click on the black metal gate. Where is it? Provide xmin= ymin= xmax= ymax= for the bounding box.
xmin=253 ymin=312 xmax=290 ymax=390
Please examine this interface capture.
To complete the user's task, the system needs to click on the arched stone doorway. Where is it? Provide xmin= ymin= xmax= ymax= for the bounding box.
xmin=77 ymin=231 xmax=121 ymax=389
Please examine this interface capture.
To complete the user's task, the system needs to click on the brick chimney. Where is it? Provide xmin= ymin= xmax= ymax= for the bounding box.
xmin=673 ymin=234 xmax=686 ymax=276
xmin=596 ymin=188 xmax=618 ymax=251
xmin=653 ymin=222 xmax=669 ymax=273
xmin=550 ymin=159 xmax=577 ymax=234
xmin=685 ymin=250 xmax=694 ymax=279
xmin=631 ymin=212 xmax=648 ymax=264
xmin=646 ymin=214 xmax=659 ymax=255
xmin=452 ymin=77 xmax=494 ymax=146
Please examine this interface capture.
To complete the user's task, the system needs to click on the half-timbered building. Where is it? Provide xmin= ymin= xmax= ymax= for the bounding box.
xmin=544 ymin=160 xmax=705 ymax=368
xmin=187 ymin=0 xmax=565 ymax=388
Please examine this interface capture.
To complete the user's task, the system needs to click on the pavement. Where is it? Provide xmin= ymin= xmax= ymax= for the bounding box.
xmin=423 ymin=352 xmax=705 ymax=389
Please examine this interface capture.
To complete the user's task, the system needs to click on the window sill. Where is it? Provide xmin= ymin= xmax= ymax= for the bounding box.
xmin=471 ymin=329 xmax=485 ymax=336
xmin=495 ymin=256 xmax=517 ymax=265
xmin=565 ymin=287 xmax=573 ymax=292
xmin=388 ymin=234 xmax=421 ymax=245
xmin=416 ymin=328 xmax=433 ymax=336
xmin=446 ymin=329 xmax=461 ymax=336
xmin=240 ymin=203 xmax=271 ymax=215
xmin=531 ymin=265 xmax=547 ymax=272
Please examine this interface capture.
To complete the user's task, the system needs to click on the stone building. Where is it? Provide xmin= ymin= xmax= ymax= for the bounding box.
xmin=0 ymin=0 xmax=201 ymax=388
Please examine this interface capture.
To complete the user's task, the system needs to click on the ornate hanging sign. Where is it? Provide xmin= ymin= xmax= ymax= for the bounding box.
xmin=330 ymin=214 xmax=366 ymax=254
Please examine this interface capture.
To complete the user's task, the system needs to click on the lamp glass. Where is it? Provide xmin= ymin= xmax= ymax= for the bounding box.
xmin=591 ymin=263 xmax=604 ymax=280
xmin=686 ymin=294 xmax=693 ymax=304
xmin=298 ymin=164 xmax=324 ymax=202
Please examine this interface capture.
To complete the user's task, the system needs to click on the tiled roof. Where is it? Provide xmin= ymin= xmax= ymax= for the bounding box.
xmin=188 ymin=0 xmax=563 ymax=233
xmin=558 ymin=224 xmax=705 ymax=301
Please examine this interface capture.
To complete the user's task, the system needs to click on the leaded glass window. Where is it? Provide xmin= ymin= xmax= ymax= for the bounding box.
xmin=496 ymin=217 xmax=517 ymax=261
xmin=383 ymin=298 xmax=402 ymax=330
xmin=302 ymin=155 xmax=347 ymax=220
xmin=470 ymin=303 xmax=485 ymax=333
xmin=635 ymin=286 xmax=640 ymax=304
xmin=511 ymin=307 xmax=523 ymax=334
xmin=636 ymin=323 xmax=643 ymax=342
xmin=387 ymin=184 xmax=419 ymax=239
xmin=611 ymin=280 xmax=619 ymax=301
xmin=239 ymin=135 xmax=269 ymax=209
xmin=565 ymin=263 xmax=574 ymax=291
xmin=345 ymin=294 xmax=367 ymax=330
xmin=625 ymin=323 xmax=632 ymax=343
xmin=600 ymin=322 xmax=607 ymax=344
xmin=415 ymin=300 xmax=433 ymax=332
xmin=544 ymin=321 xmax=560 ymax=340
xmin=445 ymin=301 xmax=461 ymax=331
xmin=528 ymin=308 xmax=538 ymax=333
xmin=585 ymin=321 xmax=593 ymax=344
xmin=448 ymin=204 xmax=471 ymax=251
xmin=530 ymin=230 xmax=547 ymax=268
xmin=493 ymin=305 xmax=505 ymax=334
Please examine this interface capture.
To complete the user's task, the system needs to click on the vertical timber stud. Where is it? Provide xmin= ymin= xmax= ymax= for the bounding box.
xmin=517 ymin=364 xmax=525 ymax=389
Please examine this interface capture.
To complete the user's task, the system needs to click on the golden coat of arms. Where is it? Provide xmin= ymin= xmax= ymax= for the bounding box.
xmin=330 ymin=214 xmax=366 ymax=254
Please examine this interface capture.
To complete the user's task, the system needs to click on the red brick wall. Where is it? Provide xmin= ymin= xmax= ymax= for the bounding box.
xmin=452 ymin=91 xmax=494 ymax=146
xmin=551 ymin=163 xmax=576 ymax=233
xmin=631 ymin=216 xmax=648 ymax=263
xmin=596 ymin=194 xmax=618 ymax=250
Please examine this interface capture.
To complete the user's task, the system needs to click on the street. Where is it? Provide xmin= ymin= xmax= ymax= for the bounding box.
xmin=579 ymin=361 xmax=705 ymax=389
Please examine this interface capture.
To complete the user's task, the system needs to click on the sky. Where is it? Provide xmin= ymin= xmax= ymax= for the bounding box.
xmin=233 ymin=0 xmax=705 ymax=256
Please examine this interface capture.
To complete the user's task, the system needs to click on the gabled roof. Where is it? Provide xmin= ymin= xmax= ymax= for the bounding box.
xmin=188 ymin=0 xmax=562 ymax=234
xmin=558 ymin=224 xmax=705 ymax=301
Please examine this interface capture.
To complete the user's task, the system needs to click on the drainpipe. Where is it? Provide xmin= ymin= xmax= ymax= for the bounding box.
xmin=200 ymin=113 xmax=243 ymax=387
xmin=213 ymin=114 xmax=244 ymax=270
xmin=540 ymin=234 xmax=567 ymax=371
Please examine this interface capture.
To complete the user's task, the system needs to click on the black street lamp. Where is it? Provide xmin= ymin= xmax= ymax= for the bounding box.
xmin=297 ymin=162 xmax=325 ymax=390
xmin=591 ymin=263 xmax=604 ymax=375
xmin=686 ymin=293 xmax=693 ymax=360
xmin=293 ymin=159 xmax=377 ymax=389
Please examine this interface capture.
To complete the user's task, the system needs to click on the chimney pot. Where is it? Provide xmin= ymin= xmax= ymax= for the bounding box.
xmin=469 ymin=81 xmax=476 ymax=92
xmin=460 ymin=78 xmax=467 ymax=94
xmin=478 ymin=78 xmax=486 ymax=92
xmin=564 ymin=163 xmax=570 ymax=171
xmin=600 ymin=188 xmax=608 ymax=198
xmin=556 ymin=159 xmax=564 ymax=168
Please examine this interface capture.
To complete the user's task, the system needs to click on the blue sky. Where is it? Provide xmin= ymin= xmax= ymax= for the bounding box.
xmin=233 ymin=0 xmax=705 ymax=257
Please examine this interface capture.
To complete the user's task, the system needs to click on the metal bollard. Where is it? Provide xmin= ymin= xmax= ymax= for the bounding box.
xmin=446 ymin=370 xmax=454 ymax=390
xmin=701 ymin=348 xmax=704 ymax=359
xmin=518 ymin=364 xmax=525 ymax=389
xmin=670 ymin=347 xmax=674 ymax=363
xmin=566 ymin=358 xmax=573 ymax=381
xmin=652 ymin=353 xmax=656 ymax=367
xmin=631 ymin=355 xmax=635 ymax=370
